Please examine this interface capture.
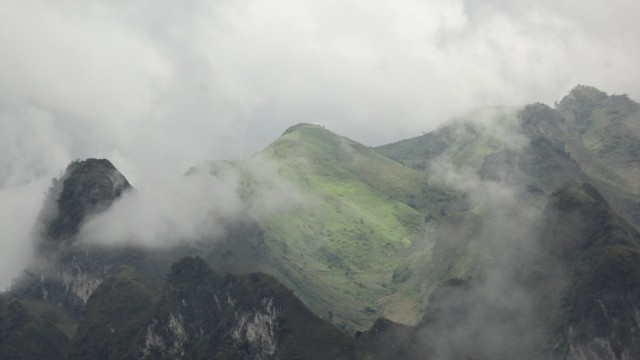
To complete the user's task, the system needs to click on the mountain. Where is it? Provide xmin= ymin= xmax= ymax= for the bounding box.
xmin=9 ymin=159 xmax=193 ymax=338
xmin=244 ymin=123 xmax=465 ymax=326
xmin=2 ymin=85 xmax=640 ymax=359
xmin=183 ymin=123 xmax=466 ymax=329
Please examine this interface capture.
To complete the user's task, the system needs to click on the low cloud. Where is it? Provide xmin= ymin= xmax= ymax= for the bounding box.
xmin=420 ymin=108 xmax=564 ymax=359
xmin=1 ymin=0 xmax=639 ymax=288
xmin=0 ymin=178 xmax=50 ymax=290
xmin=78 ymin=167 xmax=243 ymax=247
xmin=78 ymin=156 xmax=306 ymax=248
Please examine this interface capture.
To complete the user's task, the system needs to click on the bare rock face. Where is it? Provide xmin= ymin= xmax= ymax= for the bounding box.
xmin=139 ymin=257 xmax=355 ymax=360
xmin=65 ymin=257 xmax=356 ymax=360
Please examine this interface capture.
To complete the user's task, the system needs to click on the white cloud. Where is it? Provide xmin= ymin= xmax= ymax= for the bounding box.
xmin=1 ymin=0 xmax=639 ymax=287
xmin=0 ymin=178 xmax=50 ymax=290
xmin=79 ymin=167 xmax=243 ymax=247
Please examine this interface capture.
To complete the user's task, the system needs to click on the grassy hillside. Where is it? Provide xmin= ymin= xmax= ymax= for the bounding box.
xmin=200 ymin=124 xmax=464 ymax=328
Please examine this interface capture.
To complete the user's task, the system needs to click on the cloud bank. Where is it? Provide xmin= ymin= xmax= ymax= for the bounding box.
xmin=1 ymin=0 xmax=639 ymax=288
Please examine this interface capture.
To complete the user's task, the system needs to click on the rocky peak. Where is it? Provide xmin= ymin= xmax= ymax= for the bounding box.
xmin=39 ymin=158 xmax=131 ymax=246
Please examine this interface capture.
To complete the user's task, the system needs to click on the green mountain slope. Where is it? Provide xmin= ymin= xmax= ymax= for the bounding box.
xmin=199 ymin=123 xmax=464 ymax=328
xmin=376 ymin=91 xmax=640 ymax=227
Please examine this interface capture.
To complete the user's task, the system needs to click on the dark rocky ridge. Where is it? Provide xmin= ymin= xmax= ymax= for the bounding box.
xmin=71 ymin=257 xmax=358 ymax=360
xmin=536 ymin=182 xmax=640 ymax=359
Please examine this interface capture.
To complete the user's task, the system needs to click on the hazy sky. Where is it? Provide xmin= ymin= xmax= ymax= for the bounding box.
xmin=1 ymin=0 xmax=639 ymax=288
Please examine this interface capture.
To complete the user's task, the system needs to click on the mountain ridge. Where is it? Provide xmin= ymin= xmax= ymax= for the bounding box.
xmin=2 ymin=85 xmax=640 ymax=359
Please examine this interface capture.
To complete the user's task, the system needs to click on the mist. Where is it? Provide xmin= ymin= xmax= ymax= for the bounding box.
xmin=420 ymin=108 xmax=566 ymax=359
xmin=75 ymin=155 xmax=306 ymax=250
xmin=1 ymin=0 xmax=639 ymax=287
xmin=78 ymin=166 xmax=243 ymax=248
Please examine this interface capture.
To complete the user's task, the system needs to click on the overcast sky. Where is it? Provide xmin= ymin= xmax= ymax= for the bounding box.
xmin=1 ymin=0 xmax=639 ymax=288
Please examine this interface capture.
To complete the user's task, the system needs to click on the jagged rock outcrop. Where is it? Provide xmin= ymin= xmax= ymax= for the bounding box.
xmin=139 ymin=257 xmax=356 ymax=360
xmin=58 ymin=257 xmax=358 ymax=360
